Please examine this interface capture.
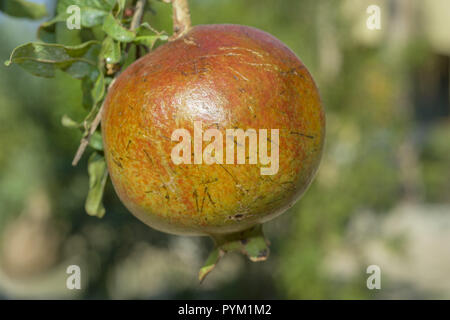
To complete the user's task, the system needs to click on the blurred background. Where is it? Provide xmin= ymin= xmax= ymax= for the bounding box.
xmin=0 ymin=0 xmax=449 ymax=299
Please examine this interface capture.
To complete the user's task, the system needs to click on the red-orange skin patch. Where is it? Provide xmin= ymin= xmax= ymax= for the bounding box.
xmin=102 ymin=24 xmax=325 ymax=236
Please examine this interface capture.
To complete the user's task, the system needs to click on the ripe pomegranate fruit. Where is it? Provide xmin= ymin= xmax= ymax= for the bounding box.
xmin=101 ymin=24 xmax=325 ymax=280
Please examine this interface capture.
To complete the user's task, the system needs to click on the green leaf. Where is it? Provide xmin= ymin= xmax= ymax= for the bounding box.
xmin=101 ymin=37 xmax=121 ymax=64
xmin=37 ymin=14 xmax=68 ymax=42
xmin=62 ymin=114 xmax=82 ymax=128
xmin=133 ymin=23 xmax=168 ymax=49
xmin=37 ymin=0 xmax=117 ymax=41
xmin=85 ymin=152 xmax=108 ymax=218
xmin=80 ymin=7 xmax=109 ymax=27
xmin=56 ymin=22 xmax=83 ymax=46
xmin=81 ymin=71 xmax=107 ymax=113
xmin=57 ymin=0 xmax=116 ymax=13
xmin=5 ymin=41 xmax=100 ymax=79
xmin=89 ymin=131 xmax=104 ymax=151
xmin=81 ymin=77 xmax=95 ymax=109
xmin=102 ymin=13 xmax=135 ymax=42
xmin=134 ymin=35 xmax=167 ymax=49
xmin=0 ymin=0 xmax=47 ymax=19
xmin=37 ymin=22 xmax=57 ymax=43
xmin=38 ymin=14 xmax=72 ymax=43
xmin=198 ymin=248 xmax=223 ymax=283
xmin=116 ymin=0 xmax=126 ymax=12
xmin=91 ymin=72 xmax=105 ymax=104
xmin=135 ymin=22 xmax=157 ymax=35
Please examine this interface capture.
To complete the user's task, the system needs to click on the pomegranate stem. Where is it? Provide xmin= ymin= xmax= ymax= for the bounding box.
xmin=170 ymin=0 xmax=191 ymax=39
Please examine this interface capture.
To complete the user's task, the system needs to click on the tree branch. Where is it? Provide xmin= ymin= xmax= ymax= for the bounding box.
xmin=130 ymin=0 xmax=146 ymax=31
xmin=169 ymin=0 xmax=191 ymax=39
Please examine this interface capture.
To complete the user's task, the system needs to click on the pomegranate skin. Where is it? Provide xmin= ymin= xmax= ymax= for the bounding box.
xmin=101 ymin=24 xmax=325 ymax=236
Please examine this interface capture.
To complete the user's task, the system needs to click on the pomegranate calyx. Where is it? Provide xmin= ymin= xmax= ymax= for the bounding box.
xmin=198 ymin=224 xmax=269 ymax=282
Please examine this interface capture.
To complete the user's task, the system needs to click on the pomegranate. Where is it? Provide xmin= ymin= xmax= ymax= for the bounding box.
xmin=101 ymin=24 xmax=325 ymax=280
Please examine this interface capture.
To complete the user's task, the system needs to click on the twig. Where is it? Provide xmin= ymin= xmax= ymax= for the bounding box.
xmin=130 ymin=0 xmax=147 ymax=31
xmin=71 ymin=79 xmax=114 ymax=166
xmin=72 ymin=104 xmax=104 ymax=166
xmin=72 ymin=75 xmax=117 ymax=166
xmin=71 ymin=0 xmax=147 ymax=166
xmin=169 ymin=0 xmax=191 ymax=39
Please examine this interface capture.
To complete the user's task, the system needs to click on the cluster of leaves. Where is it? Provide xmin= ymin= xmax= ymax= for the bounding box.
xmin=3 ymin=0 xmax=168 ymax=218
